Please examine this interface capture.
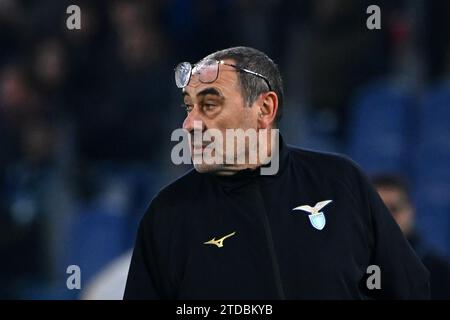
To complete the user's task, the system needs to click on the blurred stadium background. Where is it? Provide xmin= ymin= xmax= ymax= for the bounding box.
xmin=0 ymin=0 xmax=449 ymax=299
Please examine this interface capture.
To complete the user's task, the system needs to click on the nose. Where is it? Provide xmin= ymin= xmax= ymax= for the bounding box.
xmin=183 ymin=107 xmax=205 ymax=133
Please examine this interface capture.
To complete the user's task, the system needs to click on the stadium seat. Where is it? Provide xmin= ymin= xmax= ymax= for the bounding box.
xmin=347 ymin=81 xmax=416 ymax=177
xmin=413 ymin=82 xmax=450 ymax=256
xmin=59 ymin=163 xmax=164 ymax=295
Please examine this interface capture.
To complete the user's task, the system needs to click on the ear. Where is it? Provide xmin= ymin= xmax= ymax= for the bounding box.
xmin=257 ymin=92 xmax=278 ymax=129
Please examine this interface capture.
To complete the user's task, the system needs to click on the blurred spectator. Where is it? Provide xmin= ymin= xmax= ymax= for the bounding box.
xmin=229 ymin=0 xmax=280 ymax=56
xmin=423 ymin=0 xmax=450 ymax=81
xmin=385 ymin=2 xmax=425 ymax=88
xmin=373 ymin=174 xmax=450 ymax=299
xmin=74 ymin=0 xmax=173 ymax=164
xmin=0 ymin=0 xmax=449 ymax=299
xmin=285 ymin=0 xmax=389 ymax=141
xmin=0 ymin=120 xmax=57 ymax=298
xmin=32 ymin=39 xmax=67 ymax=94
xmin=0 ymin=0 xmax=32 ymax=66
xmin=165 ymin=0 xmax=235 ymax=61
xmin=0 ymin=64 xmax=40 ymax=126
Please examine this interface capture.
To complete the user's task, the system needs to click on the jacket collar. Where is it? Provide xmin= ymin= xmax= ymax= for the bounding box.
xmin=206 ymin=134 xmax=290 ymax=188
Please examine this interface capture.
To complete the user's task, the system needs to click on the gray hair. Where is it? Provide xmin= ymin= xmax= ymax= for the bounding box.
xmin=202 ymin=46 xmax=284 ymax=124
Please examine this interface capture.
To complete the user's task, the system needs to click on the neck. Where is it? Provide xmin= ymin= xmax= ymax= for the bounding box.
xmin=214 ymin=128 xmax=279 ymax=176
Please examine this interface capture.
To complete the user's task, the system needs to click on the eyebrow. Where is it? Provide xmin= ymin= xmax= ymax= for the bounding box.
xmin=182 ymin=87 xmax=224 ymax=99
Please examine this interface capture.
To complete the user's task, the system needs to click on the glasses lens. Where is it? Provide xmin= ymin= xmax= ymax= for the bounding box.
xmin=175 ymin=62 xmax=192 ymax=88
xmin=193 ymin=59 xmax=219 ymax=84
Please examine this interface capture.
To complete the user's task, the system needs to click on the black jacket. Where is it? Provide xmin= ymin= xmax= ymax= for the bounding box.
xmin=408 ymin=232 xmax=450 ymax=299
xmin=124 ymin=138 xmax=429 ymax=299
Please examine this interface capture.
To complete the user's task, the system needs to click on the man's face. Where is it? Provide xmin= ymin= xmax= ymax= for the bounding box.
xmin=377 ymin=187 xmax=414 ymax=235
xmin=181 ymin=59 xmax=261 ymax=174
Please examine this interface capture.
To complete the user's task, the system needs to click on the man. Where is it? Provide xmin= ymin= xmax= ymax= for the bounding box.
xmin=124 ymin=46 xmax=429 ymax=299
xmin=373 ymin=174 xmax=450 ymax=299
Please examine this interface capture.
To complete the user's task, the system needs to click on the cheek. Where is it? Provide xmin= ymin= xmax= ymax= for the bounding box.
xmin=213 ymin=93 xmax=257 ymax=129
xmin=233 ymin=97 xmax=258 ymax=123
xmin=220 ymin=106 xmax=255 ymax=129
xmin=247 ymin=109 xmax=259 ymax=128
xmin=240 ymin=104 xmax=259 ymax=127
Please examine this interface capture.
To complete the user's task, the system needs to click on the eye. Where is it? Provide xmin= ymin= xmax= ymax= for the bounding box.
xmin=202 ymin=103 xmax=217 ymax=112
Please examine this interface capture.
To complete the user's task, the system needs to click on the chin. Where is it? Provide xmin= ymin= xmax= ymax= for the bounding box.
xmin=193 ymin=163 xmax=224 ymax=173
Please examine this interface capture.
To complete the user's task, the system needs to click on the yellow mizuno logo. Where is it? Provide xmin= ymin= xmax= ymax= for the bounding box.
xmin=204 ymin=231 xmax=236 ymax=248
